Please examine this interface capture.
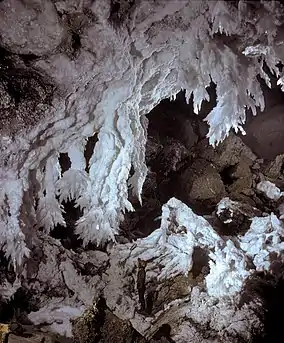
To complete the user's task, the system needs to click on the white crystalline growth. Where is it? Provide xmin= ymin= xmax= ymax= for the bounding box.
xmin=160 ymin=198 xmax=221 ymax=250
xmin=28 ymin=299 xmax=85 ymax=338
xmin=256 ymin=180 xmax=283 ymax=201
xmin=118 ymin=197 xmax=222 ymax=281
xmin=182 ymin=286 xmax=261 ymax=342
xmin=117 ymin=198 xmax=249 ymax=298
xmin=239 ymin=213 xmax=284 ymax=271
xmin=36 ymin=154 xmax=66 ymax=233
xmin=105 ymin=197 xmax=263 ymax=341
xmin=56 ymin=140 xmax=91 ymax=207
xmin=0 ymin=176 xmax=30 ymax=267
xmin=160 ymin=199 xmax=249 ymax=297
xmin=56 ymin=168 xmax=91 ymax=207
xmin=216 ymin=197 xmax=259 ymax=224
xmin=206 ymin=240 xmax=249 ymax=298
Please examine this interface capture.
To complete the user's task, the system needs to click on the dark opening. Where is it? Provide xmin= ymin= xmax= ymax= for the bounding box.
xmin=51 ymin=200 xmax=83 ymax=250
xmin=120 ymin=88 xmax=218 ymax=240
xmin=152 ymin=324 xmax=175 ymax=342
xmin=191 ymin=247 xmax=209 ymax=278
xmin=59 ymin=153 xmax=71 ymax=174
xmin=109 ymin=0 xmax=135 ymax=26
xmin=84 ymin=134 xmax=98 ymax=173
xmin=71 ymin=32 xmax=81 ymax=56
xmin=0 ymin=288 xmax=38 ymax=324
xmin=241 ymin=265 xmax=284 ymax=343
xmin=220 ymin=165 xmax=235 ymax=186
xmin=6 ymin=78 xmax=26 ymax=104
xmin=18 ymin=53 xmax=39 ymax=65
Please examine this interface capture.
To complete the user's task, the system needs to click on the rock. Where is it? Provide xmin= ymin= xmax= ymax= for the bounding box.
xmin=72 ymin=299 xmax=104 ymax=343
xmin=8 ymin=332 xmax=72 ymax=343
xmin=0 ymin=324 xmax=9 ymax=343
xmin=145 ymin=137 xmax=163 ymax=164
xmin=73 ymin=298 xmax=141 ymax=343
xmin=228 ymin=160 xmax=253 ymax=194
xmin=229 ymin=161 xmax=250 ymax=179
xmin=141 ymin=171 xmax=158 ymax=199
xmin=229 ymin=192 xmax=256 ymax=207
xmin=201 ymin=133 xmax=257 ymax=171
xmin=256 ymin=181 xmax=283 ymax=201
xmin=180 ymin=119 xmax=198 ymax=149
xmin=189 ymin=170 xmax=225 ymax=201
xmin=251 ymin=158 xmax=264 ymax=170
xmin=0 ymin=0 xmax=65 ymax=55
xmin=54 ymin=0 xmax=85 ymax=15
xmin=8 ymin=333 xmax=50 ymax=343
xmin=0 ymin=49 xmax=55 ymax=134
xmin=264 ymin=154 xmax=284 ymax=180
xmin=100 ymin=310 xmax=134 ymax=343
xmin=154 ymin=138 xmax=189 ymax=176
xmin=181 ymin=159 xmax=226 ymax=208
xmin=3 ymin=322 xmax=73 ymax=343
xmin=216 ymin=197 xmax=262 ymax=235
xmin=197 ymin=121 xmax=208 ymax=139
xmin=151 ymin=275 xmax=190 ymax=315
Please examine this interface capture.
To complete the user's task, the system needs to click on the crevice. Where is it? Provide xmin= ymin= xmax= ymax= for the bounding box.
xmin=220 ymin=165 xmax=236 ymax=186
xmin=72 ymin=296 xmax=107 ymax=343
xmin=59 ymin=153 xmax=71 ymax=174
xmin=0 ymin=287 xmax=38 ymax=324
xmin=84 ymin=134 xmax=98 ymax=173
xmin=191 ymin=247 xmax=210 ymax=279
xmin=152 ymin=324 xmax=176 ymax=343
xmin=18 ymin=53 xmax=39 ymax=66
xmin=71 ymin=32 xmax=81 ymax=56
xmin=51 ymin=200 xmax=83 ymax=250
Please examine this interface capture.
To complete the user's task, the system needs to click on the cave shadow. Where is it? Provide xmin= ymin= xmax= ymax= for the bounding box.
xmin=241 ymin=263 xmax=284 ymax=343
xmin=121 ymin=87 xmax=217 ymax=240
xmin=51 ymin=200 xmax=83 ymax=250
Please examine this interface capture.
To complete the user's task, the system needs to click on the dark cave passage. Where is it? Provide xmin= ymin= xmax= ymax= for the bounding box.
xmin=51 ymin=200 xmax=83 ymax=250
xmin=120 ymin=75 xmax=284 ymax=242
xmin=241 ymin=70 xmax=284 ymax=161
xmin=242 ymin=265 xmax=284 ymax=343
xmin=120 ymin=89 xmax=211 ymax=240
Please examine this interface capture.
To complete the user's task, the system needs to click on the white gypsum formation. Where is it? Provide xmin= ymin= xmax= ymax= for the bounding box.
xmin=0 ymin=0 xmax=284 ymax=263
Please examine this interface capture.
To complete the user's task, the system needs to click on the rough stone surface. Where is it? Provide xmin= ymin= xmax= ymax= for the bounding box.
xmin=182 ymin=159 xmax=226 ymax=203
xmin=0 ymin=0 xmax=65 ymax=55
xmin=201 ymin=134 xmax=257 ymax=171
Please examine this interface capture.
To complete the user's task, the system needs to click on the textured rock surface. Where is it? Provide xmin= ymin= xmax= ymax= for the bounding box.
xmin=1 ymin=1 xmax=284 ymax=342
xmin=0 ymin=0 xmax=65 ymax=55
